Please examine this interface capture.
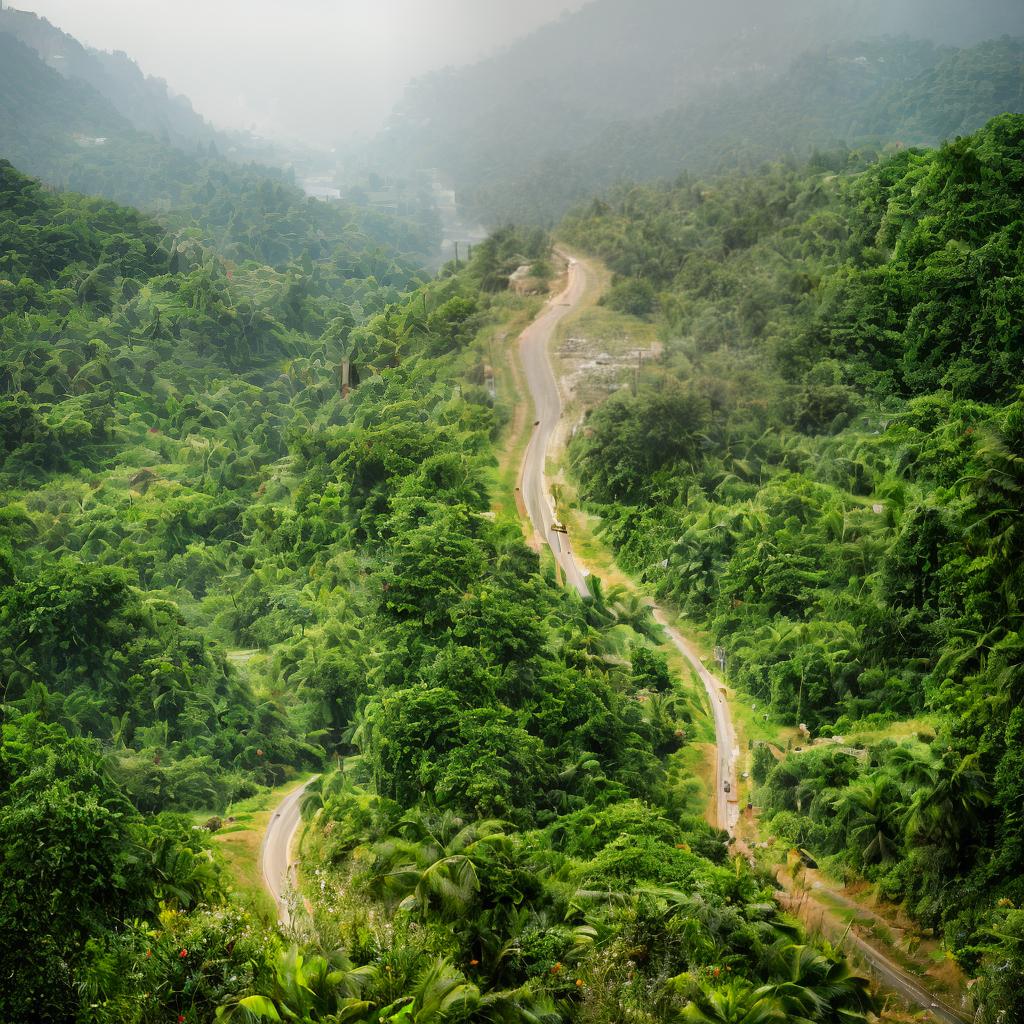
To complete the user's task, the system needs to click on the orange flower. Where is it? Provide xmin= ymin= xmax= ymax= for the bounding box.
xmin=550 ymin=962 xmax=562 ymax=974
xmin=469 ymin=959 xmax=479 ymax=967
xmin=575 ymin=979 xmax=584 ymax=987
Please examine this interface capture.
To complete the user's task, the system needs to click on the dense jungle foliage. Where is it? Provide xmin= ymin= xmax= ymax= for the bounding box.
xmin=562 ymin=113 xmax=1024 ymax=1015
xmin=0 ymin=156 xmax=883 ymax=1023
xmin=0 ymin=156 xmax=428 ymax=806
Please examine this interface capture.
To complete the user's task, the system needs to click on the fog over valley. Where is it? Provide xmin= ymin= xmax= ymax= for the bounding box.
xmin=19 ymin=0 xmax=590 ymax=141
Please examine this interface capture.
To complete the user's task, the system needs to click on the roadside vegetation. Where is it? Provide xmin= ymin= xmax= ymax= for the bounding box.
xmin=560 ymin=113 xmax=1024 ymax=1019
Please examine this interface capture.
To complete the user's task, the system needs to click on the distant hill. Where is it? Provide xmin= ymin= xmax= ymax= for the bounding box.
xmin=0 ymin=7 xmax=219 ymax=150
xmin=365 ymin=0 xmax=1024 ymax=223
xmin=471 ymin=36 xmax=1024 ymax=224
xmin=0 ymin=26 xmax=438 ymax=262
xmin=0 ymin=31 xmax=208 ymax=209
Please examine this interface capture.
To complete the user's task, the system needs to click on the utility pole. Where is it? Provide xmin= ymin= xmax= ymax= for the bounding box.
xmin=714 ymin=646 xmax=727 ymax=676
xmin=453 ymin=241 xmax=459 ymax=267
xmin=630 ymin=345 xmax=644 ymax=397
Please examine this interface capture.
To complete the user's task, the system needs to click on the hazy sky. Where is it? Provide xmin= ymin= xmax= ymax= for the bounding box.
xmin=21 ymin=0 xmax=589 ymax=144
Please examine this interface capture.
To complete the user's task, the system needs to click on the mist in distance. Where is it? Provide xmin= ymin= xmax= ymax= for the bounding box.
xmin=20 ymin=0 xmax=589 ymax=143
xmin=17 ymin=0 xmax=1024 ymax=159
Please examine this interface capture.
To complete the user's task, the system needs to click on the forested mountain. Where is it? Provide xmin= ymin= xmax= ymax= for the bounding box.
xmin=0 ymin=7 xmax=221 ymax=150
xmin=0 ymin=16 xmax=439 ymax=259
xmin=561 ymin=113 xmax=1024 ymax=1016
xmin=367 ymin=0 xmax=1024 ymax=223
xmin=472 ymin=36 xmax=1024 ymax=223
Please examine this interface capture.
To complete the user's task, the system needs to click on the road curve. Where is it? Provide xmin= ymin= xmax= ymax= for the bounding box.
xmin=516 ymin=253 xmax=738 ymax=832
xmin=261 ymin=777 xmax=316 ymax=924
xmin=652 ymin=611 xmax=738 ymax=834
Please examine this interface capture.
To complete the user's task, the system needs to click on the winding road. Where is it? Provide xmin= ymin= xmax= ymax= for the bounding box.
xmin=515 ymin=251 xmax=968 ymax=1024
xmin=519 ymin=256 xmax=591 ymax=597
xmin=261 ymin=778 xmax=316 ymax=925
xmin=518 ymin=253 xmax=739 ymax=833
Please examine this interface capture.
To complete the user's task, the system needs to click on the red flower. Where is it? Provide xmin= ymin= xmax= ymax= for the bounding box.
xmin=179 ymin=948 xmax=188 ymax=959
xmin=145 ymin=949 xmax=151 ymax=958
xmin=179 ymin=1017 xmax=186 ymax=1022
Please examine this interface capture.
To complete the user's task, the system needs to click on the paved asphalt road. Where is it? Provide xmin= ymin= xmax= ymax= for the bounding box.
xmin=515 ymin=252 xmax=967 ymax=1024
xmin=519 ymin=254 xmax=591 ymax=598
xmin=652 ymin=610 xmax=739 ymax=834
xmin=261 ymin=778 xmax=316 ymax=925
xmin=517 ymin=252 xmax=738 ymax=833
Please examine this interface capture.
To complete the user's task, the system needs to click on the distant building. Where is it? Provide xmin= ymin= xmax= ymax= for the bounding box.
xmin=367 ymin=190 xmax=399 ymax=215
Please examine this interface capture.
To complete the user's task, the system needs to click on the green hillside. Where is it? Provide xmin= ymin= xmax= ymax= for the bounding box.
xmin=561 ymin=114 xmax=1024 ymax=1015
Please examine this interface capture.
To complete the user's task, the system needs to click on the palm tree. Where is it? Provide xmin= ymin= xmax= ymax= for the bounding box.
xmin=603 ymin=582 xmax=664 ymax=642
xmin=678 ymin=978 xmax=786 ymax=1024
xmin=403 ymin=957 xmax=480 ymax=1022
xmin=766 ymin=941 xmax=874 ymax=1022
xmin=369 ymin=812 xmax=509 ymax=920
xmin=902 ymin=752 xmax=991 ymax=858
xmin=216 ymin=945 xmax=376 ymax=1022
xmin=832 ymin=776 xmax=900 ymax=867
xmin=478 ymin=986 xmax=560 ymax=1024
xmin=879 ymin=746 xmax=936 ymax=792
xmin=148 ymin=832 xmax=223 ymax=910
